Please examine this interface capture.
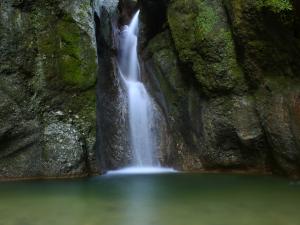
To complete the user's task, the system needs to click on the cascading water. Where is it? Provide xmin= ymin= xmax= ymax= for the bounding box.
xmin=118 ymin=11 xmax=158 ymax=167
xmin=106 ymin=9 xmax=175 ymax=175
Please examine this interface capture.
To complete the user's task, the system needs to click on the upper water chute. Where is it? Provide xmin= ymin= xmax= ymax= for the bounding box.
xmin=127 ymin=10 xmax=140 ymax=36
xmin=118 ymin=10 xmax=141 ymax=81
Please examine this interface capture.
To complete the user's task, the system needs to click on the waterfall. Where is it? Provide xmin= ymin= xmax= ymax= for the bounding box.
xmin=117 ymin=11 xmax=158 ymax=167
xmin=100 ymin=9 xmax=175 ymax=175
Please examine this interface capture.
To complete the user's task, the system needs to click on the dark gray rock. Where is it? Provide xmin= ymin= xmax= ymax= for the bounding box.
xmin=201 ymin=96 xmax=268 ymax=170
xmin=255 ymin=86 xmax=300 ymax=178
xmin=0 ymin=0 xmax=98 ymax=178
xmin=140 ymin=0 xmax=300 ymax=178
xmin=142 ymin=30 xmax=204 ymax=170
xmin=95 ymin=1 xmax=132 ymax=170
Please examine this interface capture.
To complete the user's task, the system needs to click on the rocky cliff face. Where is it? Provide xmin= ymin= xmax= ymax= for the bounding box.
xmin=1 ymin=0 xmax=299 ymax=179
xmin=0 ymin=0 xmax=98 ymax=178
xmin=95 ymin=0 xmax=132 ymax=170
xmin=140 ymin=0 xmax=300 ymax=178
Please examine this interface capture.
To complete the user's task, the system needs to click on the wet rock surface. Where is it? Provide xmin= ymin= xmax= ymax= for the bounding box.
xmin=140 ymin=0 xmax=300 ymax=178
xmin=1 ymin=0 xmax=300 ymax=179
xmin=0 ymin=0 xmax=98 ymax=178
xmin=95 ymin=0 xmax=132 ymax=170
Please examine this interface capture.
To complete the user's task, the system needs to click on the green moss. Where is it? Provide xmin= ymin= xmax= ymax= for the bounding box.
xmin=74 ymin=89 xmax=96 ymax=120
xmin=168 ymin=0 xmax=247 ymax=95
xmin=256 ymin=0 xmax=293 ymax=12
xmin=168 ymin=0 xmax=199 ymax=63
xmin=195 ymin=2 xmax=217 ymax=41
xmin=38 ymin=13 xmax=96 ymax=90
xmin=224 ymin=0 xmax=299 ymax=88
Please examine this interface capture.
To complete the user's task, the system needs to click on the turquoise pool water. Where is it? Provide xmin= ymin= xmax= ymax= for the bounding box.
xmin=0 ymin=173 xmax=299 ymax=225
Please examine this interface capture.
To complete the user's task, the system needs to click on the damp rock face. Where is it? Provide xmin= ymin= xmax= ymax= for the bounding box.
xmin=95 ymin=0 xmax=133 ymax=170
xmin=140 ymin=0 xmax=300 ymax=178
xmin=1 ymin=0 xmax=300 ymax=179
xmin=0 ymin=0 xmax=98 ymax=178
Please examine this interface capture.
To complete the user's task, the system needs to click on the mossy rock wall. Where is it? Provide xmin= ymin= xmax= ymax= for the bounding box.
xmin=1 ymin=0 xmax=300 ymax=178
xmin=224 ymin=0 xmax=300 ymax=86
xmin=167 ymin=0 xmax=247 ymax=96
xmin=0 ymin=0 xmax=98 ymax=178
xmin=141 ymin=0 xmax=300 ymax=178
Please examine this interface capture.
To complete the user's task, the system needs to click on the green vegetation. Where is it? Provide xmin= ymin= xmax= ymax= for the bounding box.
xmin=168 ymin=0 xmax=247 ymax=95
xmin=256 ymin=0 xmax=293 ymax=12
xmin=38 ymin=13 xmax=96 ymax=90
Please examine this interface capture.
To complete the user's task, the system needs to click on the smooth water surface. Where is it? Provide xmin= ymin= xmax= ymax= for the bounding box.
xmin=0 ymin=174 xmax=300 ymax=225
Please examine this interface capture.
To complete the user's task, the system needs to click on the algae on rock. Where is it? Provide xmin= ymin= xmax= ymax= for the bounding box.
xmin=168 ymin=0 xmax=247 ymax=96
xmin=140 ymin=0 xmax=300 ymax=177
xmin=0 ymin=0 xmax=98 ymax=178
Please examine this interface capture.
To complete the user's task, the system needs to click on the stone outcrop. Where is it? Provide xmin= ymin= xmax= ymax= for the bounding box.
xmin=1 ymin=0 xmax=300 ymax=179
xmin=140 ymin=0 xmax=300 ymax=178
xmin=0 ymin=0 xmax=98 ymax=178
xmin=95 ymin=0 xmax=132 ymax=170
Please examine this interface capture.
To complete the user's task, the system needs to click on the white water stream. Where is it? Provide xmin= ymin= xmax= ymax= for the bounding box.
xmin=118 ymin=11 xmax=158 ymax=167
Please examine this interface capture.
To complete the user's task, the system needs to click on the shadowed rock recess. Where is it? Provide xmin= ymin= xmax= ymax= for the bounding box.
xmin=1 ymin=0 xmax=300 ymax=179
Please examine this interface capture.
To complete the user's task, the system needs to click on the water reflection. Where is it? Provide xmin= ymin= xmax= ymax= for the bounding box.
xmin=121 ymin=176 xmax=158 ymax=225
xmin=0 ymin=174 xmax=300 ymax=225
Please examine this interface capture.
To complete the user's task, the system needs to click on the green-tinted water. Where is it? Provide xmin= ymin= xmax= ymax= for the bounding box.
xmin=0 ymin=174 xmax=299 ymax=225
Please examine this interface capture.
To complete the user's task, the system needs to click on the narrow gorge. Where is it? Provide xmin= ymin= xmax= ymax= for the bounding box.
xmin=1 ymin=1 xmax=300 ymax=225
xmin=0 ymin=0 xmax=300 ymax=179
